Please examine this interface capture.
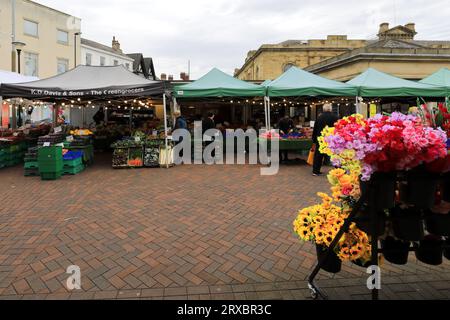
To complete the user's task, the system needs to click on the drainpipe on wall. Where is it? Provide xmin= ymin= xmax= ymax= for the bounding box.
xmin=11 ymin=0 xmax=16 ymax=72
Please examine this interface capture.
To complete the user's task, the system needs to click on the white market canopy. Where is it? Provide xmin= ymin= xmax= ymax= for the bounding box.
xmin=0 ymin=70 xmax=38 ymax=85
xmin=0 ymin=65 xmax=166 ymax=100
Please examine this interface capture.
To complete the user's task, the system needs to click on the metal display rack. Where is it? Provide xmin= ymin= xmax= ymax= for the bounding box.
xmin=307 ymin=172 xmax=450 ymax=300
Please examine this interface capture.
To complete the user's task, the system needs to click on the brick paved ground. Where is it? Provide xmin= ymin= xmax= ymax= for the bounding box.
xmin=0 ymin=153 xmax=449 ymax=300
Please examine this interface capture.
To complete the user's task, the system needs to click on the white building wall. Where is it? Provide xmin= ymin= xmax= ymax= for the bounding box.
xmin=80 ymin=45 xmax=134 ymax=71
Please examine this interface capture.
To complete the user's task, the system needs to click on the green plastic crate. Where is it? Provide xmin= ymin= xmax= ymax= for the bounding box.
xmin=24 ymin=161 xmax=38 ymax=169
xmin=62 ymin=164 xmax=84 ymax=175
xmin=38 ymin=146 xmax=63 ymax=160
xmin=40 ymin=171 xmax=62 ymax=180
xmin=39 ymin=163 xmax=63 ymax=173
xmin=63 ymin=157 xmax=83 ymax=168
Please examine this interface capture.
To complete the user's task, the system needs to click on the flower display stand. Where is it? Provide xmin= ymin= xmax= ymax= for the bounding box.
xmin=307 ymin=172 xmax=450 ymax=300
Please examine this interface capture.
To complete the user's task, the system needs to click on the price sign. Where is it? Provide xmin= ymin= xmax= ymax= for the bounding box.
xmin=54 ymin=126 xmax=62 ymax=133
xmin=135 ymin=136 xmax=141 ymax=142
xmin=43 ymin=142 xmax=51 ymax=147
xmin=66 ymin=135 xmax=74 ymax=142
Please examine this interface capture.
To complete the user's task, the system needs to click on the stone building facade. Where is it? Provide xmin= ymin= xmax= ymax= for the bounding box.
xmin=235 ymin=23 xmax=450 ymax=81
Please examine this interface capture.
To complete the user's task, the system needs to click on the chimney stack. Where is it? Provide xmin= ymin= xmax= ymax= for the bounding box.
xmin=180 ymin=72 xmax=190 ymax=81
xmin=112 ymin=36 xmax=122 ymax=53
xmin=405 ymin=23 xmax=416 ymax=33
xmin=160 ymin=73 xmax=167 ymax=80
xmin=379 ymin=22 xmax=389 ymax=34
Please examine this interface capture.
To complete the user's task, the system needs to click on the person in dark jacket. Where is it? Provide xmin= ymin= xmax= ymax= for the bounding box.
xmin=312 ymin=104 xmax=339 ymax=176
xmin=174 ymin=111 xmax=187 ymax=130
xmin=278 ymin=115 xmax=294 ymax=162
xmin=173 ymin=111 xmax=187 ymax=161
xmin=202 ymin=112 xmax=215 ymax=133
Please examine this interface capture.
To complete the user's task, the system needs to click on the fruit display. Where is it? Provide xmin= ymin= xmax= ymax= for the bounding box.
xmin=70 ymin=129 xmax=94 ymax=136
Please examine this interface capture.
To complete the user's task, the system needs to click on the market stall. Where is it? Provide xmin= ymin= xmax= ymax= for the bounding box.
xmin=348 ymin=67 xmax=447 ymax=98
xmin=420 ymin=68 xmax=450 ymax=97
xmin=0 ymin=65 xmax=169 ymax=170
xmin=263 ymin=66 xmax=358 ymax=153
xmin=173 ymin=68 xmax=266 ymax=129
xmin=0 ymin=70 xmax=39 ymax=129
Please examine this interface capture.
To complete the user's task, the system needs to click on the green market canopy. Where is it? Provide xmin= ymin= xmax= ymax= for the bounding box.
xmin=266 ymin=66 xmax=358 ymax=97
xmin=0 ymin=65 xmax=166 ymax=100
xmin=348 ymin=68 xmax=446 ymax=97
xmin=173 ymin=68 xmax=265 ymax=98
xmin=420 ymin=68 xmax=450 ymax=96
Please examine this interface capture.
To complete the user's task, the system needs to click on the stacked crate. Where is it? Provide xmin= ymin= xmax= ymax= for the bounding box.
xmin=62 ymin=151 xmax=84 ymax=175
xmin=24 ymin=147 xmax=39 ymax=176
xmin=0 ymin=141 xmax=27 ymax=168
xmin=38 ymin=146 xmax=63 ymax=180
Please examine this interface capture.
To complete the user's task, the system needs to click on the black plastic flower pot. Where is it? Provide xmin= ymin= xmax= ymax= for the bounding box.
xmin=360 ymin=172 xmax=396 ymax=210
xmin=315 ymin=244 xmax=341 ymax=274
xmin=425 ymin=212 xmax=450 ymax=237
xmin=444 ymin=238 xmax=450 ymax=260
xmin=400 ymin=167 xmax=439 ymax=209
xmin=415 ymin=236 xmax=443 ymax=266
xmin=355 ymin=209 xmax=387 ymax=237
xmin=443 ymin=172 xmax=450 ymax=202
xmin=351 ymin=259 xmax=372 ymax=268
xmin=391 ymin=207 xmax=424 ymax=241
xmin=380 ymin=236 xmax=410 ymax=265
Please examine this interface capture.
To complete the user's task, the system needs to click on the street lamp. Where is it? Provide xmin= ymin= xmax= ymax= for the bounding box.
xmin=12 ymin=41 xmax=26 ymax=74
xmin=74 ymin=32 xmax=82 ymax=67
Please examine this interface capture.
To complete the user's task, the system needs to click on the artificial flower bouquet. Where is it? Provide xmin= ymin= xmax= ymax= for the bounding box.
xmin=319 ymin=113 xmax=448 ymax=180
xmin=293 ymin=191 xmax=371 ymax=264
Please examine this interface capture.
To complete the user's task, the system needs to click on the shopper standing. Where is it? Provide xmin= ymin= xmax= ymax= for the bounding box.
xmin=312 ymin=104 xmax=338 ymax=176
xmin=278 ymin=115 xmax=294 ymax=162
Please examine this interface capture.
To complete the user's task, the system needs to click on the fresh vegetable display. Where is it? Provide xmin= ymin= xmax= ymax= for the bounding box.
xmin=112 ymin=148 xmax=128 ymax=167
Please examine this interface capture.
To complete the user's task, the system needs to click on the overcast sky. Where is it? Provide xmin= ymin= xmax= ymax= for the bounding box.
xmin=37 ymin=0 xmax=450 ymax=79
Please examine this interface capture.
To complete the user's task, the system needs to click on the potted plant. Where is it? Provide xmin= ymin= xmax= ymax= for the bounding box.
xmin=380 ymin=236 xmax=410 ymax=265
xmin=391 ymin=206 xmax=424 ymax=241
xmin=415 ymin=235 xmax=443 ymax=266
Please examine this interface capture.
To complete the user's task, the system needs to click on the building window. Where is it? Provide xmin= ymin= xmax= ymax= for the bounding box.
xmin=86 ymin=53 xmax=92 ymax=66
xmin=283 ymin=63 xmax=295 ymax=72
xmin=24 ymin=52 xmax=38 ymax=77
xmin=100 ymin=56 xmax=106 ymax=66
xmin=125 ymin=63 xmax=130 ymax=70
xmin=57 ymin=58 xmax=69 ymax=74
xmin=113 ymin=60 xmax=119 ymax=66
xmin=24 ymin=19 xmax=38 ymax=37
xmin=57 ymin=30 xmax=68 ymax=45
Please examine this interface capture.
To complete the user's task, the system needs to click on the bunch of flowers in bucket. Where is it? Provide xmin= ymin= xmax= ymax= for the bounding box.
xmin=293 ymin=191 xmax=371 ymax=265
xmin=320 ymin=112 xmax=448 ymax=181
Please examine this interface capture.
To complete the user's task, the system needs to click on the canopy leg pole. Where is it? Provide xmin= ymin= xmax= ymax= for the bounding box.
xmin=11 ymin=104 xmax=17 ymax=129
xmin=163 ymin=93 xmax=169 ymax=169
xmin=267 ymin=97 xmax=271 ymax=130
xmin=263 ymin=97 xmax=268 ymax=131
xmin=264 ymin=97 xmax=270 ymax=132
